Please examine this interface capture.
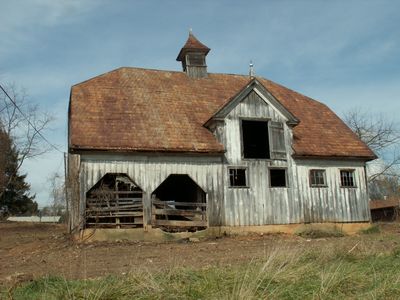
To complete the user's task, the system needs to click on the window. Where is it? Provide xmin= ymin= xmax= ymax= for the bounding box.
xmin=340 ymin=170 xmax=356 ymax=187
xmin=242 ymin=120 xmax=270 ymax=159
xmin=270 ymin=169 xmax=287 ymax=187
xmin=186 ymin=53 xmax=205 ymax=66
xmin=229 ymin=168 xmax=247 ymax=187
xmin=310 ymin=169 xmax=326 ymax=187
xmin=241 ymin=119 xmax=287 ymax=160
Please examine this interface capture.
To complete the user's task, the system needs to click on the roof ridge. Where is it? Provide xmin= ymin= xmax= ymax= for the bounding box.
xmin=71 ymin=67 xmax=126 ymax=87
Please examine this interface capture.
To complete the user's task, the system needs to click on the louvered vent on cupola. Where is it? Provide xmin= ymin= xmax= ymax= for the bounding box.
xmin=176 ymin=31 xmax=210 ymax=79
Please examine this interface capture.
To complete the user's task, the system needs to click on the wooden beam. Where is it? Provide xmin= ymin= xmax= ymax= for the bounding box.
xmin=86 ymin=212 xmax=144 ymax=217
xmin=68 ymin=154 xmax=81 ymax=233
xmin=86 ymin=220 xmax=143 ymax=225
xmin=86 ymin=204 xmax=143 ymax=210
xmin=152 ymin=200 xmax=207 ymax=207
xmin=87 ymin=199 xmax=142 ymax=204
xmin=90 ymin=191 xmax=143 ymax=195
xmin=153 ymin=219 xmax=207 ymax=227
xmin=154 ymin=208 xmax=206 ymax=217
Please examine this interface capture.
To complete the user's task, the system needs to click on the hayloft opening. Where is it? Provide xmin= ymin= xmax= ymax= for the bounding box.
xmin=242 ymin=120 xmax=270 ymax=159
xmin=151 ymin=174 xmax=207 ymax=232
xmin=85 ymin=173 xmax=143 ymax=228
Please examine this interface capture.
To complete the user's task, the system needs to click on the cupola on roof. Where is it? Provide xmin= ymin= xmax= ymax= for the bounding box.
xmin=176 ymin=31 xmax=210 ymax=62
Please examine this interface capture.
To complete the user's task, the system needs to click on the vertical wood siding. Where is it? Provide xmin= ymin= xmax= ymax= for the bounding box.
xmin=294 ymin=160 xmax=370 ymax=222
xmin=186 ymin=66 xmax=207 ymax=78
xmin=79 ymin=155 xmax=225 ymax=226
xmin=222 ymin=91 xmax=298 ymax=225
xmin=217 ymin=90 xmax=369 ymax=225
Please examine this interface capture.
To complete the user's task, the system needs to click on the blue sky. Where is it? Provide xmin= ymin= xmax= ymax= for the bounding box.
xmin=1 ymin=0 xmax=399 ymax=207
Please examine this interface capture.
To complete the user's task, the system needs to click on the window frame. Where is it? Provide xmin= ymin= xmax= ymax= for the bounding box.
xmin=309 ymin=169 xmax=327 ymax=188
xmin=228 ymin=167 xmax=249 ymax=188
xmin=269 ymin=167 xmax=288 ymax=188
xmin=339 ymin=169 xmax=357 ymax=188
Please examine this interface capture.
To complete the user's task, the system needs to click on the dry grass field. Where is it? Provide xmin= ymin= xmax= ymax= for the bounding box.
xmin=1 ymin=222 xmax=400 ymax=299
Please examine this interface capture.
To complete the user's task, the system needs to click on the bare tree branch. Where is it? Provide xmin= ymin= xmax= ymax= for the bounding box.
xmin=0 ymin=83 xmax=54 ymax=198
xmin=344 ymin=107 xmax=400 ymax=199
xmin=344 ymin=108 xmax=400 ymax=155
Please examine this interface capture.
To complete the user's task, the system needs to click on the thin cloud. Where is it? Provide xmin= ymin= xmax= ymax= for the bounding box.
xmin=0 ymin=1 xmax=99 ymax=60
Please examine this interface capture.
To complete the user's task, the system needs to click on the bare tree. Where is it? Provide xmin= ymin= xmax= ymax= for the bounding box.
xmin=344 ymin=108 xmax=399 ymax=153
xmin=0 ymin=83 xmax=53 ymax=198
xmin=344 ymin=108 xmax=400 ymax=198
xmin=48 ymin=172 xmax=66 ymax=216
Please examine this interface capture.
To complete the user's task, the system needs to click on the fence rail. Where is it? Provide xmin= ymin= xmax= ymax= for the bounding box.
xmin=151 ymin=199 xmax=207 ymax=229
xmin=85 ymin=190 xmax=143 ymax=228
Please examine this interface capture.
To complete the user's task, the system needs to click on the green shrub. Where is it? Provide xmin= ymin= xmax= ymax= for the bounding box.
xmin=295 ymin=226 xmax=345 ymax=239
xmin=359 ymin=225 xmax=380 ymax=234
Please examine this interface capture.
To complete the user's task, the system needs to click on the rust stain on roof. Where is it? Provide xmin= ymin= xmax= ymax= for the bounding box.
xmin=69 ymin=67 xmax=376 ymax=159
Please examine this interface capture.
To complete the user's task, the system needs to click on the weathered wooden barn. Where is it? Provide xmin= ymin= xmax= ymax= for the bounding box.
xmin=67 ymin=32 xmax=376 ymax=236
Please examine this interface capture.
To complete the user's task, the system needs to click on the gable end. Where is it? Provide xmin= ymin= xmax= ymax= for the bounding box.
xmin=205 ymin=79 xmax=299 ymax=127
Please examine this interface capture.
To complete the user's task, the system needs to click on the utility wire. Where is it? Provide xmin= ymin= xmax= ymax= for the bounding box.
xmin=0 ymin=83 xmax=64 ymax=154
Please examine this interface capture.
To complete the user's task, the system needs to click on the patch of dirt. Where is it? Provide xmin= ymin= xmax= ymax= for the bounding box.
xmin=0 ymin=222 xmax=399 ymax=285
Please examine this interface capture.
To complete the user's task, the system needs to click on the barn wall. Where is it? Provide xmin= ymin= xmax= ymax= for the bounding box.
xmin=78 ymin=154 xmax=225 ymax=226
xmin=217 ymin=89 xmax=369 ymax=225
xmin=220 ymin=90 xmax=300 ymax=225
xmin=294 ymin=159 xmax=370 ymax=222
xmin=71 ymin=90 xmax=370 ymax=229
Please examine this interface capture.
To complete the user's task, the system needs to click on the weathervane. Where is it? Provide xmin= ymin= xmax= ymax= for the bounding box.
xmin=249 ymin=60 xmax=255 ymax=78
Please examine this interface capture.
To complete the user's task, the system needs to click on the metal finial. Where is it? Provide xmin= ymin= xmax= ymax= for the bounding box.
xmin=249 ymin=60 xmax=255 ymax=77
xmin=189 ymin=28 xmax=193 ymax=34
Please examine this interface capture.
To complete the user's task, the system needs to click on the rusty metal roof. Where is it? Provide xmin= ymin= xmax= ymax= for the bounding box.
xmin=69 ymin=67 xmax=376 ymax=160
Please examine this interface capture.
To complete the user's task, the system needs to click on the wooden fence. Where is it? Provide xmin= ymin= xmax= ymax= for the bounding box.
xmin=151 ymin=198 xmax=207 ymax=230
xmin=85 ymin=190 xmax=143 ymax=228
xmin=85 ymin=192 xmax=207 ymax=230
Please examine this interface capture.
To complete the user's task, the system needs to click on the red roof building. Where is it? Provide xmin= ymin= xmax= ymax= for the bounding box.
xmin=68 ymin=32 xmax=375 ymax=236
